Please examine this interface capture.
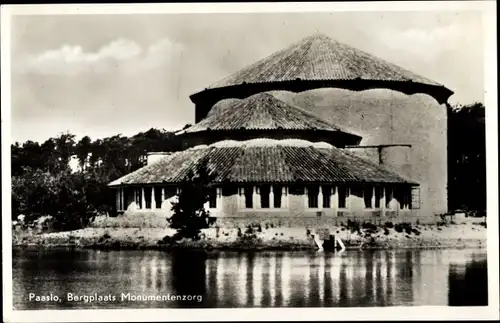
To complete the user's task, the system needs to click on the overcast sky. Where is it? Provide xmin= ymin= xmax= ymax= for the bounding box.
xmin=10 ymin=11 xmax=485 ymax=144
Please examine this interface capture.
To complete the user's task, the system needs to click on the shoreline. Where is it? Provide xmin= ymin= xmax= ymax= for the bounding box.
xmin=12 ymin=243 xmax=486 ymax=252
xmin=12 ymin=220 xmax=487 ymax=252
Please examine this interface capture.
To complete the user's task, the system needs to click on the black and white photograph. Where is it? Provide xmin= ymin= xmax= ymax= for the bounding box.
xmin=2 ymin=2 xmax=498 ymax=322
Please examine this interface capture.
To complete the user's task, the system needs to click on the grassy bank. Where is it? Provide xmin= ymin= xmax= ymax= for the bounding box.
xmin=12 ymin=215 xmax=487 ymax=251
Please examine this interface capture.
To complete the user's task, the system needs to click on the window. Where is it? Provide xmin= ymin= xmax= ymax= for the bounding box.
xmin=411 ymin=187 xmax=420 ymax=209
xmin=238 ymin=187 xmax=245 ymax=208
xmin=244 ymin=186 xmax=253 ymax=208
xmin=307 ymin=186 xmax=319 ymax=208
xmin=400 ymin=187 xmax=412 ymax=210
xmin=154 ymin=187 xmax=162 ymax=208
xmin=364 ymin=187 xmax=374 ymax=209
xmin=386 ymin=187 xmax=394 ymax=209
xmin=116 ymin=190 xmax=120 ymax=210
xmin=144 ymin=187 xmax=152 ymax=209
xmin=260 ymin=185 xmax=270 ymax=208
xmin=135 ymin=189 xmax=141 ymax=207
xmin=338 ymin=187 xmax=349 ymax=209
xmin=375 ymin=187 xmax=383 ymax=208
xmin=209 ymin=188 xmax=217 ymax=208
xmin=322 ymin=186 xmax=332 ymax=208
xmin=123 ymin=188 xmax=130 ymax=209
xmin=273 ymin=185 xmax=283 ymax=208
xmin=402 ymin=191 xmax=411 ymax=210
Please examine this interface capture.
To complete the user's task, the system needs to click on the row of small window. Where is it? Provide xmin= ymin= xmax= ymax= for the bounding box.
xmin=207 ymin=185 xmax=419 ymax=210
xmin=119 ymin=185 xmax=419 ymax=210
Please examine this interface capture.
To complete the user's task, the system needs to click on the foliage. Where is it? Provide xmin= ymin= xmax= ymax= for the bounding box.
xmin=448 ymin=102 xmax=486 ymax=213
xmin=11 ymin=127 xmax=186 ymax=230
xmin=345 ymin=219 xmax=361 ymax=234
xmin=168 ymin=158 xmax=217 ymax=240
xmin=11 ymin=167 xmax=97 ymax=230
xmin=383 ymin=221 xmax=394 ymax=229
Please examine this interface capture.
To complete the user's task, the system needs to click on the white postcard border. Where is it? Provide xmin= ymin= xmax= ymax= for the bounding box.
xmin=1 ymin=2 xmax=498 ymax=322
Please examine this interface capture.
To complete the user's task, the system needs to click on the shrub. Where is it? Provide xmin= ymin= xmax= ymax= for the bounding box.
xmin=168 ymin=158 xmax=217 ymax=240
xmin=158 ymin=235 xmax=175 ymax=246
xmin=346 ymin=219 xmax=361 ymax=234
xmin=362 ymin=222 xmax=377 ymax=230
xmin=384 ymin=221 xmax=394 ymax=229
xmin=474 ymin=221 xmax=487 ymax=228
xmin=362 ymin=222 xmax=378 ymax=234
xmin=245 ymin=225 xmax=254 ymax=234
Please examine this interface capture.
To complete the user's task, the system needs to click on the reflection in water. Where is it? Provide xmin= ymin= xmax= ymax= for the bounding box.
xmin=12 ymin=249 xmax=487 ymax=309
xmin=448 ymin=255 xmax=488 ymax=306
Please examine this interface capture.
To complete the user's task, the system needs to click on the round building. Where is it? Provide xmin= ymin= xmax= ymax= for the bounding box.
xmin=109 ymin=33 xmax=454 ymax=225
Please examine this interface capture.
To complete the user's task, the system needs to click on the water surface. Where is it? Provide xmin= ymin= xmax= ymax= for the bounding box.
xmin=12 ymin=248 xmax=487 ymax=309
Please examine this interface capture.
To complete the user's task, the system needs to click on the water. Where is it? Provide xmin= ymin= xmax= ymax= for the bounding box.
xmin=12 ymin=248 xmax=487 ymax=309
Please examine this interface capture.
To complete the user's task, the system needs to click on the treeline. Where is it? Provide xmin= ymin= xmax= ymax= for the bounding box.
xmin=11 ymin=127 xmax=188 ymax=230
xmin=447 ymin=102 xmax=486 ymax=214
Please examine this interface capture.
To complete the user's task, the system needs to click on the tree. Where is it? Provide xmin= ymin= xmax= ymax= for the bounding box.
xmin=168 ymin=158 xmax=217 ymax=240
xmin=75 ymin=136 xmax=92 ymax=171
xmin=10 ymin=125 xmax=202 ymax=230
xmin=54 ymin=132 xmax=76 ymax=172
xmin=11 ymin=167 xmax=96 ymax=230
xmin=448 ymin=102 xmax=486 ymax=214
xmin=11 ymin=167 xmax=59 ymax=221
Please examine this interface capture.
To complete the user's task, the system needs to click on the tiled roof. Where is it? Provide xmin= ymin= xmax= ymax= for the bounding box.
xmin=207 ymin=33 xmax=442 ymax=90
xmin=108 ymin=142 xmax=417 ymax=186
xmin=179 ymin=92 xmax=359 ymax=138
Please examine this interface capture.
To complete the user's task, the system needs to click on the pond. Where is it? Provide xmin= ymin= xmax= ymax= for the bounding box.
xmin=12 ymin=248 xmax=487 ymax=309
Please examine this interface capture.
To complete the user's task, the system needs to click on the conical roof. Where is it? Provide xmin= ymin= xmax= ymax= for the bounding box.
xmin=179 ymin=92 xmax=359 ymax=138
xmin=108 ymin=139 xmax=416 ymax=186
xmin=208 ymin=33 xmax=443 ymax=89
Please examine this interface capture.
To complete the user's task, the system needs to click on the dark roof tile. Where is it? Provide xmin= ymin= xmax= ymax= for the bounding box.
xmin=108 ymin=143 xmax=417 ymax=186
xmin=180 ymin=92 xmax=359 ymax=138
xmin=207 ymin=33 xmax=442 ymax=90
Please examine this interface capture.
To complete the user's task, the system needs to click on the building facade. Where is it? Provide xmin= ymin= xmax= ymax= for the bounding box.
xmin=108 ymin=33 xmax=453 ymax=226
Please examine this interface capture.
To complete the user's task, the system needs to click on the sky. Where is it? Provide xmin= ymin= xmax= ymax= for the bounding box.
xmin=9 ymin=10 xmax=485 ymax=144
